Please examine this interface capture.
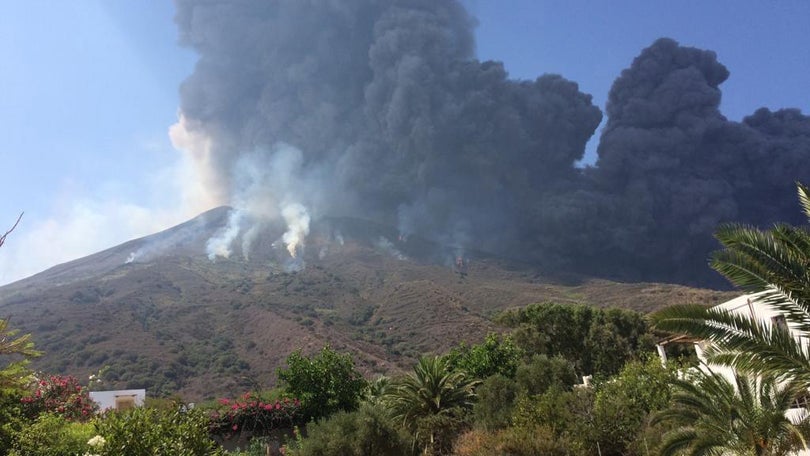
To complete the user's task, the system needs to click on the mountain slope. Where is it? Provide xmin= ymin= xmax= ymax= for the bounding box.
xmin=0 ymin=208 xmax=734 ymax=400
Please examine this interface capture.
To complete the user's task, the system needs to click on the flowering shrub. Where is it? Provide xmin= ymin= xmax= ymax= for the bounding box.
xmin=20 ymin=374 xmax=98 ymax=422
xmin=209 ymin=392 xmax=302 ymax=438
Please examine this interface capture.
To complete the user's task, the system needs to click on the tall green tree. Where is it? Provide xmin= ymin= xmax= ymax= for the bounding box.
xmin=385 ymin=356 xmax=479 ymax=455
xmin=653 ymin=183 xmax=810 ymax=385
xmin=653 ymin=369 xmax=810 ymax=456
xmin=497 ymin=302 xmax=652 ymax=377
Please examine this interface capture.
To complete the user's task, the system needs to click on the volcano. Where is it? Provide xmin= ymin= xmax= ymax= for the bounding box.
xmin=0 ymin=208 xmax=733 ymax=400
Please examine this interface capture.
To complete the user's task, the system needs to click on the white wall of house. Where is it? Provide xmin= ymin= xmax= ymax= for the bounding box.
xmin=658 ymin=292 xmax=810 ymax=456
xmin=89 ymin=389 xmax=146 ymax=411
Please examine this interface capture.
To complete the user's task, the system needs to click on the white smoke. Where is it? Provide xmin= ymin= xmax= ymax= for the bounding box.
xmin=201 ymin=143 xmax=323 ymax=264
xmin=375 ymin=237 xmax=406 ymax=260
xmin=281 ymin=203 xmax=310 ymax=258
xmin=240 ymin=222 xmax=262 ymax=261
xmin=206 ymin=210 xmax=243 ymax=260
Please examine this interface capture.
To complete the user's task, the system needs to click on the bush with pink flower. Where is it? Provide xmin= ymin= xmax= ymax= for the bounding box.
xmin=20 ymin=374 xmax=98 ymax=422
xmin=209 ymin=391 xmax=303 ymax=439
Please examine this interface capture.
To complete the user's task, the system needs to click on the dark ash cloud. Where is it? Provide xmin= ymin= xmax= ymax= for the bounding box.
xmin=172 ymin=2 xmax=810 ymax=287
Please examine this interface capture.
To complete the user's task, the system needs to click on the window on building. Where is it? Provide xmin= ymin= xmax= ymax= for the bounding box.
xmin=114 ymin=395 xmax=136 ymax=410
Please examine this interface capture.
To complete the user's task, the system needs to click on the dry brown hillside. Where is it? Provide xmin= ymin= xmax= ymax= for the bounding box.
xmin=0 ymin=207 xmax=734 ymax=401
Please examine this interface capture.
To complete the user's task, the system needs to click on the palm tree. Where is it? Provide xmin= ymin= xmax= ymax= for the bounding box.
xmin=653 ymin=183 xmax=810 ymax=385
xmin=385 ymin=356 xmax=479 ymax=455
xmin=653 ymin=368 xmax=810 ymax=456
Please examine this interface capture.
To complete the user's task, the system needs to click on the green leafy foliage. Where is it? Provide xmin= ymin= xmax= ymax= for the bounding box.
xmin=514 ymin=354 xmax=578 ymax=396
xmin=0 ymin=318 xmax=41 ymax=391
xmin=497 ymin=302 xmax=653 ymax=377
xmin=277 ymin=346 xmax=367 ymax=421
xmin=93 ymin=406 xmax=223 ymax=456
xmin=287 ymin=403 xmax=412 ymax=456
xmin=445 ymin=333 xmax=523 ymax=380
xmin=589 ymin=357 xmax=677 ymax=455
xmin=472 ymin=374 xmax=518 ymax=430
xmin=511 ymin=385 xmax=594 ymax=448
xmin=0 ymin=389 xmax=26 ymax=452
xmin=9 ymin=413 xmax=95 ymax=456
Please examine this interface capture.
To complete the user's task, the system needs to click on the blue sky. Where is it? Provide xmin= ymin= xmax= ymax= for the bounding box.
xmin=1 ymin=1 xmax=808 ymax=284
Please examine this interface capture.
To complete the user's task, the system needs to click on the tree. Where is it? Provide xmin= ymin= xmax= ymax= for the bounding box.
xmin=514 ymin=354 xmax=577 ymax=397
xmin=445 ymin=333 xmax=523 ymax=380
xmin=0 ymin=212 xmax=22 ymax=249
xmin=653 ymin=183 xmax=810 ymax=385
xmin=0 ymin=318 xmax=41 ymax=390
xmin=653 ymin=369 xmax=810 ymax=456
xmin=589 ymin=356 xmax=677 ymax=455
xmin=277 ymin=346 xmax=367 ymax=421
xmin=473 ymin=374 xmax=519 ymax=430
xmin=385 ymin=356 xmax=479 ymax=455
xmin=497 ymin=302 xmax=652 ymax=377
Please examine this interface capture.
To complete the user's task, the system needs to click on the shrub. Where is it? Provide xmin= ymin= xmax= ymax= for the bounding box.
xmin=209 ymin=392 xmax=302 ymax=439
xmin=514 ymin=354 xmax=578 ymax=396
xmin=0 ymin=389 xmax=27 ymax=451
xmin=589 ymin=357 xmax=676 ymax=455
xmin=472 ymin=374 xmax=518 ymax=430
xmin=94 ymin=406 xmax=223 ymax=456
xmin=277 ymin=346 xmax=367 ymax=421
xmin=287 ymin=403 xmax=412 ymax=456
xmin=20 ymin=374 xmax=97 ymax=421
xmin=453 ymin=426 xmax=569 ymax=456
xmin=9 ymin=413 xmax=95 ymax=456
xmin=445 ymin=333 xmax=523 ymax=380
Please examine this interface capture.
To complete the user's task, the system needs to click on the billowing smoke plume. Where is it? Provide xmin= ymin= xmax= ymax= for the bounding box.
xmin=201 ymin=143 xmax=322 ymax=262
xmin=571 ymin=38 xmax=810 ymax=284
xmin=172 ymin=0 xmax=809 ymax=286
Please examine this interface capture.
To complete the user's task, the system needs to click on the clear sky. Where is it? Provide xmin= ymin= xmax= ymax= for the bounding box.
xmin=1 ymin=1 xmax=808 ymax=285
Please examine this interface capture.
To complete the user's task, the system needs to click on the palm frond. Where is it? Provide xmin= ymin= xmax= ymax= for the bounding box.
xmin=797 ymin=182 xmax=810 ymax=221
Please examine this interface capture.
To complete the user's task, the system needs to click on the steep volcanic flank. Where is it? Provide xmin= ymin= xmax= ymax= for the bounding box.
xmin=0 ymin=209 xmax=733 ymax=400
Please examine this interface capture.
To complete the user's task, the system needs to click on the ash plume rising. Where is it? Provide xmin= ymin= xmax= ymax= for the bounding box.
xmin=572 ymin=38 xmax=810 ymax=285
xmin=172 ymin=1 xmax=809 ymax=286
xmin=171 ymin=0 xmax=601 ymax=266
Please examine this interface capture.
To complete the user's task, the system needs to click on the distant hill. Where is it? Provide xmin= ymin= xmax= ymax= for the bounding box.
xmin=0 ymin=207 xmax=734 ymax=400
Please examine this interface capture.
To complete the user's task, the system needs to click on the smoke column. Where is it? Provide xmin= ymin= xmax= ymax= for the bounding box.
xmin=281 ymin=203 xmax=310 ymax=258
xmin=172 ymin=2 xmax=810 ymax=286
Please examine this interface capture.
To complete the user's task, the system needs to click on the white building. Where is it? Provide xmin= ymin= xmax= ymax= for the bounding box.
xmin=89 ymin=389 xmax=146 ymax=411
xmin=657 ymin=292 xmax=810 ymax=455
